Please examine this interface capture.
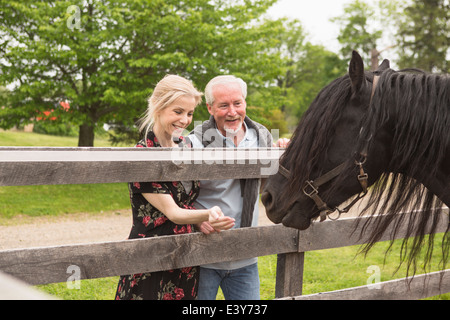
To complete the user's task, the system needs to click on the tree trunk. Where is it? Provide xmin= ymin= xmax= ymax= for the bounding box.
xmin=370 ymin=48 xmax=379 ymax=71
xmin=78 ymin=124 xmax=95 ymax=147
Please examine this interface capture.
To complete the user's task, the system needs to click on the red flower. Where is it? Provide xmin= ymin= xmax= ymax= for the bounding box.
xmin=152 ymin=182 xmax=162 ymax=189
xmin=173 ymin=225 xmax=186 ymax=234
xmin=154 ymin=216 xmax=167 ymax=227
xmin=163 ymin=293 xmax=173 ymax=300
xmin=146 ymin=139 xmax=154 ymax=147
xmin=174 ymin=288 xmax=185 ymax=300
xmin=133 ymin=182 xmax=141 ymax=189
xmin=142 ymin=216 xmax=151 ymax=226
xmin=181 ymin=267 xmax=192 ymax=274
xmin=192 ymin=279 xmax=197 ymax=297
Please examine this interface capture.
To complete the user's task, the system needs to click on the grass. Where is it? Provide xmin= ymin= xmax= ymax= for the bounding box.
xmin=1 ymin=130 xmax=449 ymax=300
xmin=0 ymin=129 xmax=130 ymax=147
xmin=0 ymin=183 xmax=130 ymax=220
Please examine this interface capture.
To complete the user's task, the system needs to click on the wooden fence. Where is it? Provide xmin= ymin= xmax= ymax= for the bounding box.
xmin=0 ymin=147 xmax=449 ymax=300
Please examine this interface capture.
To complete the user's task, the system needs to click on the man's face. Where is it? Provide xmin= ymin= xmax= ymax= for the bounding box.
xmin=207 ymin=83 xmax=246 ymax=137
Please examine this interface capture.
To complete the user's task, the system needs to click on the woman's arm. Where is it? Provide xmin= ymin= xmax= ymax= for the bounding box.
xmin=142 ymin=193 xmax=235 ymax=230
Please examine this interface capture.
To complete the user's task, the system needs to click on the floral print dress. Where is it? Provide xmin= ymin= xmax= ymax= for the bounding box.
xmin=115 ymin=131 xmax=200 ymax=300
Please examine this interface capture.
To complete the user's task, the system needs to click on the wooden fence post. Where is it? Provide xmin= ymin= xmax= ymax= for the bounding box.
xmin=275 ymin=252 xmax=305 ymax=298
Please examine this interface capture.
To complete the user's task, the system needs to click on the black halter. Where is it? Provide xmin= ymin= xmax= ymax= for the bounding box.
xmin=278 ymin=156 xmax=369 ymax=222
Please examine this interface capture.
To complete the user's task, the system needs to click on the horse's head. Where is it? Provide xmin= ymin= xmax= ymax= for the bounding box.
xmin=262 ymin=51 xmax=391 ymax=230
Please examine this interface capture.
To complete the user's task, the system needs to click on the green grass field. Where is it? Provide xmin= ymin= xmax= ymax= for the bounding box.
xmin=1 ymin=130 xmax=449 ymax=300
xmin=0 ymin=129 xmax=130 ymax=147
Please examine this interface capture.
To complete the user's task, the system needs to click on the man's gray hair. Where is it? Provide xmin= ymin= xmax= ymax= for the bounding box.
xmin=204 ymin=75 xmax=247 ymax=105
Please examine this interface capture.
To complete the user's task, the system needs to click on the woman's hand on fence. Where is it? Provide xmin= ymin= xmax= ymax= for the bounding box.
xmin=208 ymin=206 xmax=235 ymax=232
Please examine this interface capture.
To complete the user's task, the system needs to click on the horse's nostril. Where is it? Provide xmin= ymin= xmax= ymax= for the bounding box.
xmin=261 ymin=191 xmax=273 ymax=208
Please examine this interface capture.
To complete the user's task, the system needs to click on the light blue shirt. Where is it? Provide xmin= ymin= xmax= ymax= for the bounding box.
xmin=189 ymin=122 xmax=260 ymax=270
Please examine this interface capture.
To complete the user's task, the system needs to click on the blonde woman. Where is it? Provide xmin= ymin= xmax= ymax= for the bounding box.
xmin=115 ymin=75 xmax=235 ymax=300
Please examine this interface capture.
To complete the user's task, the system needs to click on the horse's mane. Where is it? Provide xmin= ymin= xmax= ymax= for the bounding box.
xmin=280 ymin=73 xmax=356 ymax=207
xmin=281 ymin=68 xmax=450 ymax=275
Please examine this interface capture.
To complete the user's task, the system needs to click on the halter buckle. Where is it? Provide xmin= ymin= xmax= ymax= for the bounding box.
xmin=303 ymin=180 xmax=319 ymax=197
xmin=358 ymin=173 xmax=368 ymax=181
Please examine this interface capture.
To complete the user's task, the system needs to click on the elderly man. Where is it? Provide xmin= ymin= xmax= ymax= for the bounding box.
xmin=189 ymin=75 xmax=288 ymax=300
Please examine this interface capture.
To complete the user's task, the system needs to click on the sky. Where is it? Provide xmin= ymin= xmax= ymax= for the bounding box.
xmin=266 ymin=0 xmax=353 ymax=52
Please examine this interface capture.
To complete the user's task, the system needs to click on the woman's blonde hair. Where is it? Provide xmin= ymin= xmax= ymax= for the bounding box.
xmin=139 ymin=75 xmax=203 ymax=142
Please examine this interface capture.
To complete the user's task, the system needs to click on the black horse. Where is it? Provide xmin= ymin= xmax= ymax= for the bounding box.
xmin=262 ymin=51 xmax=449 ymax=272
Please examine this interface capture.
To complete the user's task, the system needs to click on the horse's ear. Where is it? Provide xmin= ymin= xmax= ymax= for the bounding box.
xmin=377 ymin=59 xmax=390 ymax=72
xmin=349 ymin=51 xmax=364 ymax=94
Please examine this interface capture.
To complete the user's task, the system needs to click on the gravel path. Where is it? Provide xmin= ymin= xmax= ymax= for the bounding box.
xmin=0 ymin=202 xmax=276 ymax=250
xmin=0 ymin=210 xmax=132 ymax=250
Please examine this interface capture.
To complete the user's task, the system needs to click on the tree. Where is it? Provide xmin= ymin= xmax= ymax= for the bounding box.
xmin=0 ymin=0 xmax=285 ymax=146
xmin=331 ymin=0 xmax=400 ymax=70
xmin=331 ymin=0 xmax=383 ymax=68
xmin=396 ymin=0 xmax=449 ymax=73
xmin=270 ymin=19 xmax=347 ymax=130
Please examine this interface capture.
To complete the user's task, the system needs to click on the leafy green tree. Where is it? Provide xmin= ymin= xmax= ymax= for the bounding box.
xmin=0 ymin=0 xmax=285 ymax=146
xmin=331 ymin=0 xmax=383 ymax=68
xmin=331 ymin=0 xmax=401 ymax=70
xmin=396 ymin=0 xmax=449 ymax=73
xmin=270 ymin=19 xmax=346 ymax=130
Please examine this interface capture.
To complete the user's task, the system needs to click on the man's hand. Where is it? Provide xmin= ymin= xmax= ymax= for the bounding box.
xmin=196 ymin=221 xmax=216 ymax=235
xmin=273 ymin=138 xmax=290 ymax=148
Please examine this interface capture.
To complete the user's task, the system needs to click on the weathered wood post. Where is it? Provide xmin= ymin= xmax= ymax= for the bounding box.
xmin=275 ymin=252 xmax=305 ymax=298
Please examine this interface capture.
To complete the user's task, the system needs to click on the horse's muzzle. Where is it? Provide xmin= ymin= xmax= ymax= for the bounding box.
xmin=261 ymin=191 xmax=273 ymax=211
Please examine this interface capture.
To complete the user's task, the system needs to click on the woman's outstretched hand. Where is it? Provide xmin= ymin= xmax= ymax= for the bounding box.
xmin=196 ymin=206 xmax=235 ymax=234
xmin=208 ymin=206 xmax=235 ymax=232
